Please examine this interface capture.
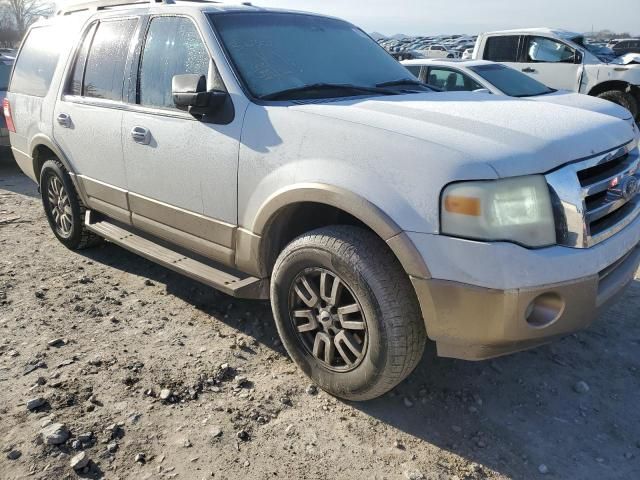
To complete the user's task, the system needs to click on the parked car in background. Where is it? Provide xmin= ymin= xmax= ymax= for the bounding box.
xmin=612 ymin=39 xmax=640 ymax=57
xmin=473 ymin=28 xmax=640 ymax=119
xmin=5 ymin=1 xmax=640 ymax=401
xmin=0 ymin=56 xmax=14 ymax=146
xmin=0 ymin=48 xmax=17 ymax=59
xmin=402 ymin=59 xmax=636 ymax=127
xmin=421 ymin=44 xmax=459 ymax=58
xmin=461 ymin=48 xmax=473 ymax=59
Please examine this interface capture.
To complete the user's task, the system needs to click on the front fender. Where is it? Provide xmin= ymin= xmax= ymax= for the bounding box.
xmin=235 ymin=181 xmax=431 ymax=281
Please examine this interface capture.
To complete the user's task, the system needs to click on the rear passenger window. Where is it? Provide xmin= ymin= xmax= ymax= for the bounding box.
xmin=138 ymin=16 xmax=210 ymax=109
xmin=427 ymin=68 xmax=482 ymax=91
xmin=83 ymin=19 xmax=137 ymax=101
xmin=68 ymin=23 xmax=97 ymax=96
xmin=484 ymin=35 xmax=520 ymax=62
xmin=10 ymin=27 xmax=60 ymax=97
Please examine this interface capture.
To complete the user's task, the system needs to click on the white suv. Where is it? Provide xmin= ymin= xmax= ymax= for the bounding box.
xmin=5 ymin=1 xmax=640 ymax=400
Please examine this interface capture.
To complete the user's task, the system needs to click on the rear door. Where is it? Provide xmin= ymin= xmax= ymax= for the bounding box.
xmin=53 ymin=17 xmax=139 ymax=221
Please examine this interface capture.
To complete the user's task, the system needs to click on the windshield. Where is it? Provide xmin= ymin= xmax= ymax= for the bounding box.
xmin=0 ymin=63 xmax=12 ymax=90
xmin=468 ymin=63 xmax=555 ymax=97
xmin=209 ymin=13 xmax=427 ymax=100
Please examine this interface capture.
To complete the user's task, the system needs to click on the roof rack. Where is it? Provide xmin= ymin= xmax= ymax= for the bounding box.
xmin=57 ymin=0 xmax=175 ymax=16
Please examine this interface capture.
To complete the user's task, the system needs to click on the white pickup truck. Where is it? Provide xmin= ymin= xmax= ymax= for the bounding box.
xmin=473 ymin=28 xmax=640 ymax=120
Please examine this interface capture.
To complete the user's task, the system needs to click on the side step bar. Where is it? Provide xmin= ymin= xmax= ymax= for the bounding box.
xmin=85 ymin=214 xmax=267 ymax=299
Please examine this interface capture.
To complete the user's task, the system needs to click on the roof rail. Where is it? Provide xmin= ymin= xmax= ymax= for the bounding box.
xmin=57 ymin=0 xmax=175 ymax=16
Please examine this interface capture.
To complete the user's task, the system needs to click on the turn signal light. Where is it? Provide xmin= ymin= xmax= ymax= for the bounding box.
xmin=444 ymin=195 xmax=481 ymax=216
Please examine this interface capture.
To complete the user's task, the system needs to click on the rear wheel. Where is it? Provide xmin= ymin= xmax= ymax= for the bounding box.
xmin=596 ymin=90 xmax=639 ymax=119
xmin=40 ymin=159 xmax=101 ymax=250
xmin=270 ymin=226 xmax=426 ymax=401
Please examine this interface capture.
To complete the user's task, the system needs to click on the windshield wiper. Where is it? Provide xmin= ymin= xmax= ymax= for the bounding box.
xmin=514 ymin=88 xmax=557 ymax=98
xmin=259 ymin=83 xmax=397 ymax=101
xmin=376 ymin=78 xmax=428 ymax=88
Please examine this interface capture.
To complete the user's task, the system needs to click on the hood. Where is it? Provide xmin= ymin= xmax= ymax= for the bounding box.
xmin=292 ymin=92 xmax=635 ymax=178
xmin=526 ymin=91 xmax=633 ymax=121
xmin=611 ymin=53 xmax=640 ymax=65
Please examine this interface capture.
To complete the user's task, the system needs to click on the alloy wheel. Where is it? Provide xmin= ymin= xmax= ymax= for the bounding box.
xmin=47 ymin=175 xmax=73 ymax=238
xmin=289 ymin=267 xmax=368 ymax=372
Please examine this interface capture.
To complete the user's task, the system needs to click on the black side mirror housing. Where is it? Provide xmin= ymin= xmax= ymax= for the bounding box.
xmin=172 ymin=74 xmax=228 ymax=116
xmin=574 ymin=50 xmax=584 ymax=64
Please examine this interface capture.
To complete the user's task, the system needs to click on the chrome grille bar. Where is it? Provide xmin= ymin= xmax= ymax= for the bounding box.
xmin=546 ymin=140 xmax=640 ymax=248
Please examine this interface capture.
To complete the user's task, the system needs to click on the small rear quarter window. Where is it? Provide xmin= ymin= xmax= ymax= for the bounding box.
xmin=10 ymin=26 xmax=60 ymax=97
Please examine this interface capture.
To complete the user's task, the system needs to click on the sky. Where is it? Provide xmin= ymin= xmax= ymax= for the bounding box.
xmin=255 ymin=0 xmax=639 ymax=36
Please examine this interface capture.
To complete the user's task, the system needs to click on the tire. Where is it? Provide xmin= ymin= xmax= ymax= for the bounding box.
xmin=40 ymin=159 xmax=102 ymax=250
xmin=596 ymin=90 xmax=639 ymax=120
xmin=270 ymin=225 xmax=426 ymax=401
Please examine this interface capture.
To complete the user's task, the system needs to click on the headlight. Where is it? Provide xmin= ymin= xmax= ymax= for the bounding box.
xmin=441 ymin=175 xmax=556 ymax=247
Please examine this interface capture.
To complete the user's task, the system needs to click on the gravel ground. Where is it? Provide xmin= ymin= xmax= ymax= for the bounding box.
xmin=1 ymin=152 xmax=639 ymax=480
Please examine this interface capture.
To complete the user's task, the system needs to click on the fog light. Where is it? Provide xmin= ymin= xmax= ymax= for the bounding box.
xmin=525 ymin=292 xmax=565 ymax=328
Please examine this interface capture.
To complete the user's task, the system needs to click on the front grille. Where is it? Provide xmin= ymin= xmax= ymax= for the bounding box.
xmin=546 ymin=141 xmax=640 ymax=248
xmin=577 ymin=153 xmax=628 ymax=186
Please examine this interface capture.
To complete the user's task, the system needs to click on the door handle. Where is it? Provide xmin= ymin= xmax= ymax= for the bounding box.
xmin=522 ymin=67 xmax=536 ymax=73
xmin=131 ymin=126 xmax=150 ymax=145
xmin=57 ymin=113 xmax=71 ymax=128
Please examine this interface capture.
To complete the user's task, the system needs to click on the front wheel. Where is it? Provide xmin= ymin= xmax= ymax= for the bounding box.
xmin=596 ymin=90 xmax=639 ymax=120
xmin=270 ymin=226 xmax=426 ymax=401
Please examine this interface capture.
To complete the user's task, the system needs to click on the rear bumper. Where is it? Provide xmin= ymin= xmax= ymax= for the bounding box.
xmin=411 ymin=242 xmax=640 ymax=360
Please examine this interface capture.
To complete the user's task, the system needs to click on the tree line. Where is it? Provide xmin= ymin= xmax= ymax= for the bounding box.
xmin=0 ymin=0 xmax=53 ymax=47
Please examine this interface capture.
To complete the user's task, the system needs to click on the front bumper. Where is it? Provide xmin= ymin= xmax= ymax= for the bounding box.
xmin=408 ymin=206 xmax=640 ymax=360
xmin=411 ymin=242 xmax=640 ymax=360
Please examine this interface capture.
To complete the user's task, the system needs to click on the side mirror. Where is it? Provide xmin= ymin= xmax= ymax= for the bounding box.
xmin=574 ymin=50 xmax=584 ymax=64
xmin=172 ymin=74 xmax=228 ymax=116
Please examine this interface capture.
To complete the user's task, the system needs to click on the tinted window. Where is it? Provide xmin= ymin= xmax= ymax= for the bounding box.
xmin=139 ymin=16 xmax=210 ymax=109
xmin=210 ymin=13 xmax=424 ymax=99
xmin=426 ymin=67 xmax=482 ymax=91
xmin=526 ymin=37 xmax=575 ymax=63
xmin=10 ymin=27 xmax=60 ymax=96
xmin=0 ymin=63 xmax=12 ymax=90
xmin=84 ymin=19 xmax=137 ymax=101
xmin=484 ymin=35 xmax=520 ymax=62
xmin=405 ymin=65 xmax=421 ymax=77
xmin=68 ymin=23 xmax=97 ymax=96
xmin=469 ymin=63 xmax=554 ymax=97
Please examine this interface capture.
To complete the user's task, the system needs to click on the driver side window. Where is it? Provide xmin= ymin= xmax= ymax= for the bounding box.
xmin=138 ymin=16 xmax=213 ymax=109
xmin=526 ymin=36 xmax=575 ymax=63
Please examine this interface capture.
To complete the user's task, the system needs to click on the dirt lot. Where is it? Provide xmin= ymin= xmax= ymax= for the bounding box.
xmin=1 ymin=151 xmax=639 ymax=480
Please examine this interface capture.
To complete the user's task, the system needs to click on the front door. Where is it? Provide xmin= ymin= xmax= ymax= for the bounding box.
xmin=512 ymin=36 xmax=582 ymax=91
xmin=121 ymin=15 xmax=241 ymax=265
